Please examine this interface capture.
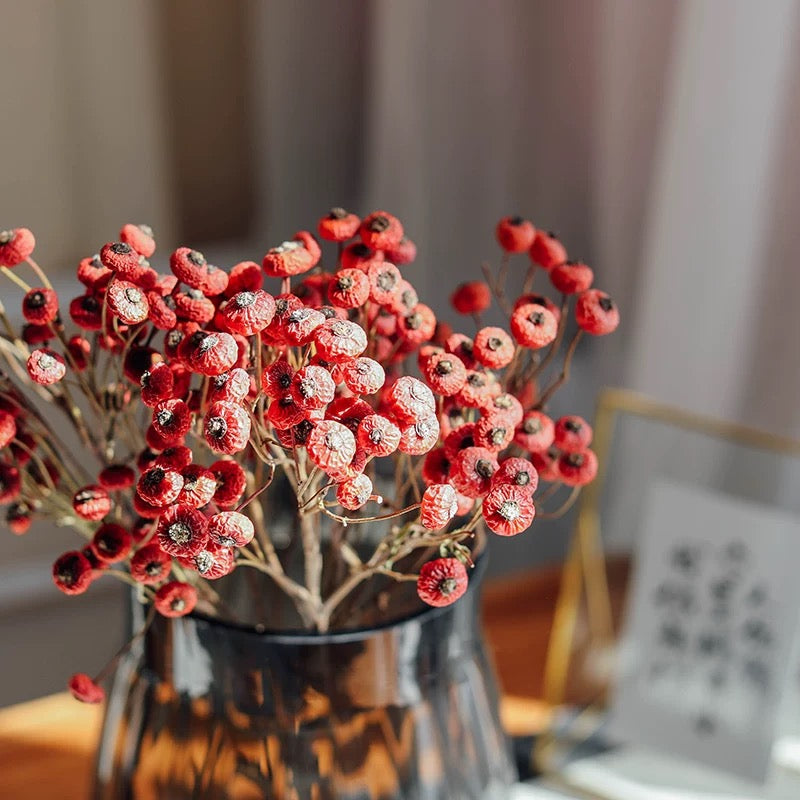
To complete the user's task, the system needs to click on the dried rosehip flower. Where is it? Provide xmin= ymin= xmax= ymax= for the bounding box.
xmin=417 ymin=557 xmax=468 ymax=607
xmin=384 ymin=278 xmax=419 ymax=316
xmin=398 ymin=303 xmax=437 ymax=345
xmin=68 ymin=673 xmax=105 ymax=704
xmin=398 ymin=416 xmax=440 ymax=455
xmin=204 ymin=401 xmax=251 ymax=454
xmin=69 ymin=293 xmax=103 ymax=330
xmin=154 ymin=445 xmax=193 ymax=472
xmin=473 ymin=415 xmax=514 ymax=453
xmin=169 ymin=247 xmax=206 ymax=289
xmin=91 ymin=523 xmax=133 ymax=563
xmin=119 ymin=223 xmax=156 ymax=257
xmin=367 ymin=261 xmax=401 ymax=304
xmin=262 ymin=239 xmax=316 ymax=278
xmin=550 ymin=261 xmax=594 ymax=295
xmin=314 ymin=318 xmax=368 ymax=362
xmin=360 ymin=210 xmax=403 ymax=250
xmin=329 ymin=268 xmax=370 ymax=309
xmin=450 ymin=281 xmax=492 ymax=315
xmin=291 ymin=365 xmax=336 ymax=410
xmin=421 ymin=352 xmax=465 ymax=398
xmin=155 ymin=581 xmax=198 ymax=617
xmin=422 ymin=447 xmax=451 ymax=485
xmin=173 ymin=288 xmax=216 ymax=325
xmin=558 ymin=448 xmax=598 ymax=486
xmin=176 ymin=464 xmax=217 ymax=508
xmin=207 ymin=511 xmax=254 ymax=547
xmin=336 ymin=473 xmax=374 ymax=510
xmin=130 ymin=542 xmax=172 ymax=585
xmin=137 ymin=466 xmax=184 ymax=506
xmin=307 ymin=419 xmax=357 ymax=476
xmin=445 ymin=333 xmax=477 ymax=369
xmin=283 ymin=307 xmax=327 ymax=347
xmin=554 ymin=415 xmax=593 ymax=452
xmin=450 ymin=446 xmax=498 ymax=498
xmin=531 ymin=446 xmax=561 ymax=482
xmin=227 ymin=260 xmax=263 ymax=294
xmin=66 ymin=335 xmax=91 ymax=371
xmin=356 ymin=414 xmax=401 ymax=457
xmin=575 ymin=289 xmax=620 ymax=336
xmin=513 ymin=292 xmax=562 ymax=322
xmin=220 ymin=290 xmax=276 ymax=335
xmin=483 ymin=484 xmax=536 ymax=536
xmin=514 ymin=410 xmax=555 ymax=453
xmin=73 ymin=485 xmax=112 ymax=521
xmin=479 ymin=393 xmax=524 ymax=427
xmin=0 ymin=227 xmax=35 ymax=266
xmin=529 ymin=230 xmax=566 ymax=269
xmin=0 ymin=409 xmax=16 ymax=449
xmin=208 ymin=369 xmax=250 ymax=405
xmin=265 ymin=394 xmax=303 ymax=431
xmin=152 ymin=399 xmax=192 ymax=441
xmin=342 ymin=357 xmax=385 ymax=395
xmin=140 ymin=362 xmax=174 ymax=407
xmin=509 ymin=303 xmax=558 ymax=349
xmin=385 ymin=376 xmax=436 ymax=424
xmin=147 ymin=291 xmax=178 ymax=330
xmin=106 ymin=279 xmax=150 ymax=324
xmin=473 ymin=327 xmax=515 ymax=369
xmin=385 ymin=235 xmax=417 ymax=265
xmin=100 ymin=241 xmax=140 ymax=275
xmin=184 ymin=331 xmax=238 ymax=377
xmin=318 ymin=207 xmax=361 ymax=242
xmin=492 ymin=457 xmax=539 ymax=495
xmin=443 ymin=423 xmax=477 ymax=461
xmin=97 ymin=464 xmax=135 ymax=492
xmin=21 ymin=287 xmax=59 ymax=325
xmin=0 ymin=462 xmax=21 ymax=503
xmin=454 ymin=370 xmax=495 ymax=408
xmin=210 ymin=459 xmax=247 ymax=509
xmin=77 ymin=255 xmax=112 ymax=289
xmin=261 ymin=358 xmax=294 ymax=399
xmin=52 ymin=550 xmax=93 ymax=595
xmin=22 ymin=322 xmax=53 ymax=345
xmin=495 ymin=216 xmax=535 ymax=253
xmin=180 ymin=542 xmax=235 ymax=580
xmin=420 ymin=483 xmax=459 ymax=530
xmin=26 ymin=348 xmax=66 ymax=385
xmin=157 ymin=504 xmax=209 ymax=557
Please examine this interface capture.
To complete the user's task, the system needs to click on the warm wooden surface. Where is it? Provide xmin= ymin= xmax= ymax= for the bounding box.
xmin=0 ymin=563 xmax=626 ymax=799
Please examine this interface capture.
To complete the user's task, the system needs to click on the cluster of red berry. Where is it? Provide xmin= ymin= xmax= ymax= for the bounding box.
xmin=0 ymin=210 xmax=617 ymax=703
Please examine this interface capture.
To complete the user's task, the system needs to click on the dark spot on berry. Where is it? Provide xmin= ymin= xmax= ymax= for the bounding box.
xmin=143 ymin=468 xmax=165 ymax=488
xmin=508 ymin=216 xmax=523 ymax=226
xmin=514 ymin=472 xmax=531 ymax=486
xmin=329 ymin=207 xmax=347 ymax=219
xmin=188 ymin=250 xmax=206 ymax=266
xmin=565 ymin=453 xmax=585 ymax=467
xmin=436 ymin=359 xmax=453 ymax=375
xmin=599 ymin=296 xmax=615 ymax=312
xmin=487 ymin=336 xmax=503 ymax=351
xmin=368 ymin=215 xmax=390 ymax=232
xmin=529 ymin=311 xmax=545 ymax=325
xmin=564 ymin=419 xmax=582 ymax=433
xmin=475 ymin=459 xmax=494 ymax=479
xmin=351 ymin=243 xmax=372 ymax=258
xmin=110 ymin=242 xmax=132 ymax=255
xmin=439 ymin=577 xmax=458 ymax=596
xmin=26 ymin=291 xmax=46 ymax=308
xmin=336 ymin=276 xmax=354 ymax=291
xmin=405 ymin=312 xmax=422 ymax=330
xmin=207 ymin=417 xmax=227 ymax=438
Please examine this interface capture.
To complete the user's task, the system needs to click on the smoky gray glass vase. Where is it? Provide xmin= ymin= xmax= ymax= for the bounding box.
xmin=92 ymin=568 xmax=516 ymax=799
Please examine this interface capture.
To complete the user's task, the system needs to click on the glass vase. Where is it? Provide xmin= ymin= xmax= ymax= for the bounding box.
xmin=93 ymin=566 xmax=516 ymax=799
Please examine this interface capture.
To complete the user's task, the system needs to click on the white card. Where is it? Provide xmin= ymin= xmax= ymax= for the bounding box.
xmin=608 ymin=480 xmax=800 ymax=783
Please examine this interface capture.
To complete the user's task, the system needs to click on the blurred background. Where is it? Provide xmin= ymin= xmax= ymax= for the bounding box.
xmin=1 ymin=0 xmax=800 ymax=706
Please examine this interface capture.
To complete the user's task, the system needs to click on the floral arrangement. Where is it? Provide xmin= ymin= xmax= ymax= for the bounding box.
xmin=0 ymin=211 xmax=618 ymax=703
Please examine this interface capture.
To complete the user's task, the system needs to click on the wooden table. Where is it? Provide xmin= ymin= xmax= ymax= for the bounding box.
xmin=0 ymin=563 xmax=625 ymax=799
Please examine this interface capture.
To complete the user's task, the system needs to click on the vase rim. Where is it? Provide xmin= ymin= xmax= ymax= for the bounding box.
xmin=181 ymin=553 xmax=487 ymax=644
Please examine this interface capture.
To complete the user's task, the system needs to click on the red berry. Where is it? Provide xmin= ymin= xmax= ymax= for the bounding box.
xmin=575 ymin=290 xmax=619 ymax=336
xmin=360 ymin=211 xmax=403 ymax=250
xmin=514 ymin=293 xmax=562 ymax=322
xmin=262 ymin=239 xmax=316 ymax=278
xmin=554 ymin=415 xmax=593 ymax=452
xmin=0 ymin=227 xmax=35 ymax=266
xmin=67 ymin=335 xmax=91 ymax=371
xmin=176 ymin=464 xmax=217 ymax=508
xmin=173 ymin=288 xmax=215 ymax=325
xmin=184 ymin=331 xmax=238 ymax=376
xmin=68 ymin=673 xmax=105 ymax=704
xmin=210 ymin=459 xmax=247 ymax=509
xmin=156 ymin=504 xmax=209 ymax=557
xmin=120 ymin=223 xmax=156 ymax=257
xmin=550 ymin=261 xmax=594 ymax=295
xmin=77 ymin=255 xmax=112 ymax=289
xmin=152 ymin=399 xmax=192 ymax=442
xmin=291 ymin=365 xmax=336 ymax=410
xmin=482 ymin=484 xmax=535 ymax=536
xmin=208 ymin=368 xmax=251 ymax=404
xmin=154 ymin=445 xmax=193 ymax=472
xmin=336 ymin=473 xmax=374 ymax=510
xmin=207 ymin=511 xmax=254 ymax=547
xmin=137 ymin=466 xmax=184 ymax=506
xmin=0 ymin=409 xmax=17 ymax=449
xmin=558 ymin=448 xmax=598 ymax=486
xmin=53 ymin=550 xmax=93 ymax=595
xmin=179 ymin=542 xmax=235 ymax=580
xmin=155 ymin=581 xmax=198 ymax=617
xmin=385 ymin=376 xmax=435 ymax=424
xmin=21 ymin=288 xmax=59 ymax=325
xmin=450 ymin=281 xmax=491 ymax=315
xmin=492 ymin=457 xmax=538 ymax=495
xmin=479 ymin=393 xmax=524 ymax=427
xmin=473 ymin=327 xmax=515 ymax=369
xmin=220 ymin=290 xmax=276 ymax=335
xmin=283 ymin=307 xmax=327 ymax=347
xmin=417 ymin=557 xmax=468 ymax=607
xmin=98 ymin=464 xmax=135 ymax=491
xmin=91 ymin=523 xmax=133 ymax=563
xmin=204 ymin=401 xmax=251 ymax=454
xmin=385 ymin=236 xmax=417 ymax=265
xmin=420 ymin=483 xmax=459 ymax=530
xmin=130 ymin=542 xmax=172 ymax=585
xmin=261 ymin=358 xmax=295 ymax=399
xmin=106 ymin=279 xmax=150 ymax=324
xmin=141 ymin=363 xmax=175 ymax=407
xmin=307 ymin=420 xmax=357 ymax=477
xmin=329 ymin=268 xmax=370 ymax=309
xmin=454 ymin=370 xmax=496 ymax=408
xmin=398 ymin=415 xmax=440 ymax=455
xmin=529 ymin=230 xmax=567 ymax=269
xmin=473 ymin=416 xmax=514 ymax=453
xmin=318 ymin=207 xmax=360 ymax=242
xmin=450 ymin=446 xmax=498 ymax=498
xmin=73 ymin=485 xmax=112 ymax=521
xmin=445 ymin=333 xmax=477 ymax=369
xmin=356 ymin=414 xmax=401 ymax=457
xmin=0 ymin=462 xmax=21 ymax=503
xmin=342 ymin=357 xmax=385 ymax=395
xmin=531 ymin=446 xmax=561 ymax=482
xmin=367 ymin=261 xmax=402 ymax=304
xmin=266 ymin=394 xmax=306 ymax=430
xmin=514 ymin=411 xmax=555 ymax=453
xmin=227 ymin=260 xmax=263 ymax=294
xmin=170 ymin=247 xmax=208 ymax=289
xmin=509 ymin=303 xmax=558 ymax=349
xmin=26 ymin=348 xmax=66 ymax=385
xmin=495 ymin=216 xmax=535 ymax=253
xmin=314 ymin=318 xmax=368 ymax=362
